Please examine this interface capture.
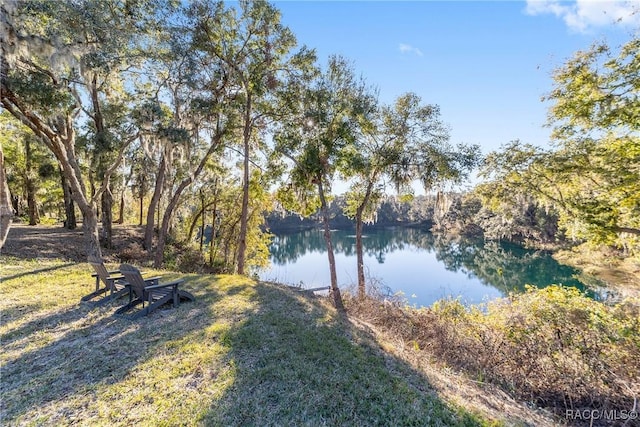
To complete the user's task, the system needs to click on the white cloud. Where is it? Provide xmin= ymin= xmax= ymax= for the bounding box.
xmin=525 ymin=0 xmax=640 ymax=32
xmin=399 ymin=43 xmax=424 ymax=57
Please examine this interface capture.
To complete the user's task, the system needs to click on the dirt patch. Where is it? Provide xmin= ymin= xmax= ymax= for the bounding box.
xmin=0 ymin=223 xmax=147 ymax=263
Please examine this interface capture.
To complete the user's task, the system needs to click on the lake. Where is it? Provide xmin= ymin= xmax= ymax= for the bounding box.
xmin=259 ymin=227 xmax=589 ymax=307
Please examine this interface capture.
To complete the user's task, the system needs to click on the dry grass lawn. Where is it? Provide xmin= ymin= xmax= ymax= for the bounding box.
xmin=1 ymin=257 xmax=499 ymax=426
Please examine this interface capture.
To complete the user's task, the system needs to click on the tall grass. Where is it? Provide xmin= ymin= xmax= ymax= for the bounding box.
xmin=347 ymin=286 xmax=640 ymax=425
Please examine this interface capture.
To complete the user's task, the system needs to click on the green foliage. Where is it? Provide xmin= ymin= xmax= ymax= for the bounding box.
xmin=343 ymin=185 xmax=382 ymax=224
xmin=273 ymin=55 xmax=367 ymax=214
xmin=0 ymin=112 xmax=61 ymax=220
xmin=173 ymin=169 xmax=273 ymax=273
xmin=546 ymin=39 xmax=640 ymax=139
xmin=480 ymin=38 xmax=640 ymax=253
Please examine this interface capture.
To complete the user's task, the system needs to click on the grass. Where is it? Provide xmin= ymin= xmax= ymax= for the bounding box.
xmin=1 ymin=257 xmax=494 ymax=426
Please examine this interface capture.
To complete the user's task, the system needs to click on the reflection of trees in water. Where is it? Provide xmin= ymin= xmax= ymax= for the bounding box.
xmin=270 ymin=227 xmax=424 ymax=265
xmin=431 ymin=234 xmax=585 ymax=294
xmin=269 ymin=229 xmax=327 ymax=264
xmin=269 ymin=228 xmax=586 ymax=295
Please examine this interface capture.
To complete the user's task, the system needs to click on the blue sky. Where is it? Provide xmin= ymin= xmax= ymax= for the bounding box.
xmin=274 ymin=1 xmax=638 ymax=159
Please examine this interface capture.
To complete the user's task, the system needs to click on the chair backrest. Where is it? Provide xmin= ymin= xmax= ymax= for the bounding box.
xmin=119 ymin=264 xmax=147 ymax=300
xmin=88 ymin=255 xmax=110 ymax=286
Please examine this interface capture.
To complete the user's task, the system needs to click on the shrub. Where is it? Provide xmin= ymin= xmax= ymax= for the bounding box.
xmin=348 ymin=286 xmax=640 ymax=424
xmin=118 ymin=242 xmax=147 ymax=262
xmin=434 ymin=287 xmax=639 ymax=411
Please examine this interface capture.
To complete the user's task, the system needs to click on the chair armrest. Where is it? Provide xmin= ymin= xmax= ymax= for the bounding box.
xmin=93 ymin=272 xmax=124 ymax=278
xmin=145 ymin=279 xmax=184 ymax=290
xmin=143 ymin=276 xmax=162 ymax=284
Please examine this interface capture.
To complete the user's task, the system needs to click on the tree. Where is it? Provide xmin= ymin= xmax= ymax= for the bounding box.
xmin=543 ymin=37 xmax=640 ymax=247
xmin=274 ymin=56 xmax=369 ymax=310
xmin=344 ymin=93 xmax=480 ymax=299
xmin=147 ymin=2 xmax=240 ymax=268
xmin=0 ymin=143 xmax=13 ymax=249
xmin=130 ymin=141 xmax=152 ymax=226
xmin=192 ymin=0 xmax=314 ymax=274
xmin=481 ymin=38 xmax=639 ymax=253
xmin=1 ymin=0 xmax=163 ymax=258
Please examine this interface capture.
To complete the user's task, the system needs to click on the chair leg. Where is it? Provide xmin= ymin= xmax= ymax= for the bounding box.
xmin=178 ymin=290 xmax=196 ymax=302
xmin=129 ymin=294 xmax=172 ymax=319
xmin=94 ymin=288 xmax=129 ymax=306
xmin=114 ymin=299 xmax=143 ymax=315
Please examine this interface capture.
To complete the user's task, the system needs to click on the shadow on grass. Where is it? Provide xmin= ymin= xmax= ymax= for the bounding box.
xmin=0 ymin=274 xmax=218 ymax=424
xmin=2 ymin=273 xmax=485 ymax=426
xmin=0 ymin=262 xmax=76 ymax=281
xmin=199 ymin=282 xmax=484 ymax=426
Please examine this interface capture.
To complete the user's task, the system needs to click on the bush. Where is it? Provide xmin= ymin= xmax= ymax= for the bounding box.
xmin=432 ymin=287 xmax=639 ymax=412
xmin=348 ymin=286 xmax=640 ymax=424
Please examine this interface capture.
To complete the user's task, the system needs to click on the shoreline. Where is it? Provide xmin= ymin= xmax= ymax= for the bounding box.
xmin=553 ymin=245 xmax=640 ymax=299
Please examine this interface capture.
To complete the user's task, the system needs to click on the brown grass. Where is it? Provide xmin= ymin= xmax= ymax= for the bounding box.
xmin=346 ymin=287 xmax=640 ymax=427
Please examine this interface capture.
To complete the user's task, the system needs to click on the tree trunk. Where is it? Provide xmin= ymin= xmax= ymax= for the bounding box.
xmin=117 ymin=167 xmax=130 ymax=225
xmin=0 ymin=144 xmax=14 ymax=250
xmin=199 ymin=189 xmax=205 ymax=252
xmin=355 ymin=212 xmax=366 ymax=299
xmin=187 ymin=207 xmax=204 ymax=242
xmin=81 ymin=204 xmax=102 ymax=260
xmin=144 ymin=154 xmax=166 ymax=251
xmin=101 ymin=187 xmax=113 ymax=248
xmin=61 ymin=169 xmax=76 ymax=230
xmin=138 ymin=165 xmax=146 ymax=226
xmin=117 ymin=189 xmax=125 ymax=224
xmin=318 ymin=179 xmax=344 ymax=311
xmin=91 ymin=72 xmax=114 ymax=243
xmin=139 ymin=192 xmax=144 ymax=226
xmin=10 ymin=194 xmax=19 ymax=217
xmin=355 ymin=184 xmax=374 ymax=300
xmin=154 ymin=179 xmax=191 ymax=268
xmin=209 ymin=201 xmax=218 ymax=266
xmin=236 ymin=95 xmax=252 ymax=275
xmin=26 ymin=179 xmax=39 ymax=225
xmin=59 ymin=160 xmax=103 ymax=259
xmin=25 ymin=135 xmax=40 ymax=225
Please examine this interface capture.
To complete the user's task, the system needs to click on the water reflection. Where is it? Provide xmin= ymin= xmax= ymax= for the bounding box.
xmin=262 ymin=227 xmax=589 ymax=307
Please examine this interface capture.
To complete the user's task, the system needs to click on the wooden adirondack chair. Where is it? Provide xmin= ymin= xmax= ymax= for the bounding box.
xmin=115 ymin=264 xmax=195 ymax=319
xmin=81 ymin=256 xmax=128 ymax=304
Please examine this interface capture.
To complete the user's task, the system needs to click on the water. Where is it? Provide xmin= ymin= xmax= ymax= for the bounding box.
xmin=259 ymin=227 xmax=589 ymax=307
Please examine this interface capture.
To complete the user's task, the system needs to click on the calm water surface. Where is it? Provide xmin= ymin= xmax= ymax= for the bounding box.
xmin=259 ymin=227 xmax=588 ymax=307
